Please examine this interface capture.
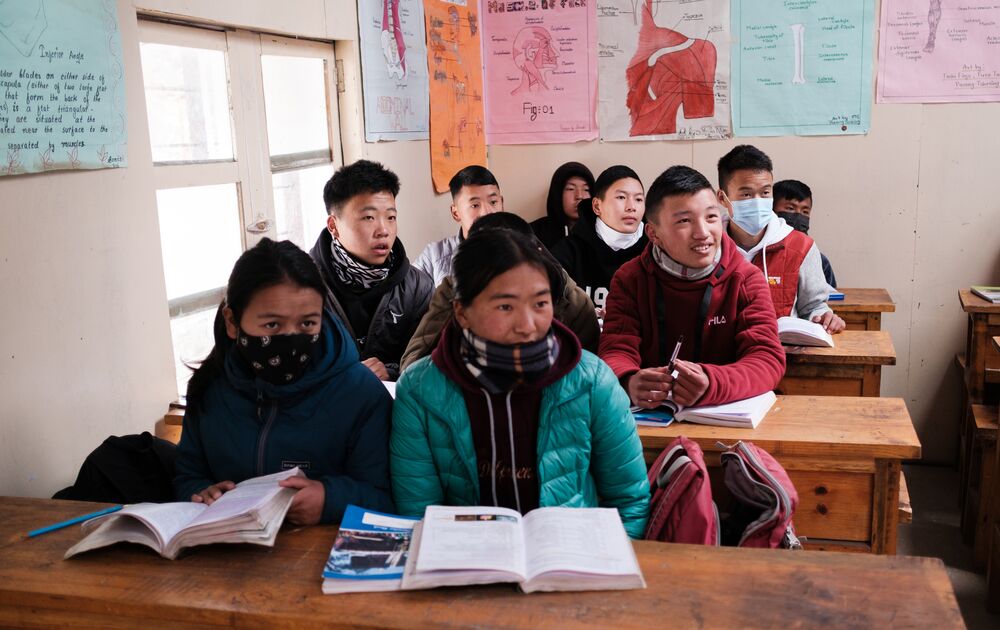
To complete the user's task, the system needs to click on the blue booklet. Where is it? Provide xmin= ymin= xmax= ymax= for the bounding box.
xmin=827 ymin=291 xmax=845 ymax=301
xmin=322 ymin=505 xmax=420 ymax=594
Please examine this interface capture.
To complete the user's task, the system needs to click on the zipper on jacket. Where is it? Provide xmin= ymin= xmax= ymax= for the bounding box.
xmin=255 ymin=391 xmax=278 ymax=477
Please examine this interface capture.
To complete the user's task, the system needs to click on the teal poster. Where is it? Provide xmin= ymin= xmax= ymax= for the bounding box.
xmin=0 ymin=0 xmax=127 ymax=176
xmin=731 ymin=0 xmax=874 ymax=137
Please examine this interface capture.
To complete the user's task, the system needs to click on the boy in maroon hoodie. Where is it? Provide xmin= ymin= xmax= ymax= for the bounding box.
xmin=600 ymin=165 xmax=785 ymax=409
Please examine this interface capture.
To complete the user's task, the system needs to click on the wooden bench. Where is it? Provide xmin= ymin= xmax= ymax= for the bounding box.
xmin=830 ymin=288 xmax=895 ymax=332
xmin=960 ymin=404 xmax=998 ymax=568
xmin=778 ymin=330 xmax=895 ymax=397
xmin=987 ymin=337 xmax=1000 ymax=612
xmin=0 ymin=497 xmax=963 ymax=628
xmin=637 ymin=396 xmax=921 ymax=554
xmin=958 ymin=289 xmax=1000 ymax=403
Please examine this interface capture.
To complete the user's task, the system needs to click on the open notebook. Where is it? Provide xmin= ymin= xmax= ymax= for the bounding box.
xmin=632 ymin=391 xmax=777 ymax=429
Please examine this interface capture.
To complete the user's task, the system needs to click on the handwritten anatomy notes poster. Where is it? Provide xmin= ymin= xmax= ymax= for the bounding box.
xmin=482 ymin=0 xmax=598 ymax=144
xmin=0 ymin=0 xmax=127 ymax=176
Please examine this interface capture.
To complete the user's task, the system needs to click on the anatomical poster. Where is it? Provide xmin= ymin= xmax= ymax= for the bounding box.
xmin=482 ymin=0 xmax=598 ymax=145
xmin=358 ymin=0 xmax=430 ymax=141
xmin=597 ymin=0 xmax=730 ymax=142
xmin=731 ymin=0 xmax=875 ymax=137
xmin=424 ymin=0 xmax=487 ymax=192
xmin=878 ymin=0 xmax=1000 ymax=103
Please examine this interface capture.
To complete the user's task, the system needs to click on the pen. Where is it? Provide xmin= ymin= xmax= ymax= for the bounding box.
xmin=27 ymin=505 xmax=123 ymax=538
xmin=666 ymin=335 xmax=684 ymax=373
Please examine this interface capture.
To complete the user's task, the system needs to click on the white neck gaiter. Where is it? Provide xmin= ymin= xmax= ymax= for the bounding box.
xmin=595 ymin=217 xmax=644 ymax=251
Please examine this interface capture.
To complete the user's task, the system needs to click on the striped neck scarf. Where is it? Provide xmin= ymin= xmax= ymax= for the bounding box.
xmin=459 ymin=326 xmax=560 ymax=394
xmin=652 ymin=242 xmax=722 ymax=281
xmin=329 ymin=237 xmax=393 ymax=290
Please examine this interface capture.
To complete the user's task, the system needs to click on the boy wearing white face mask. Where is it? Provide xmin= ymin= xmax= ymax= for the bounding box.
xmin=716 ymin=145 xmax=845 ymax=333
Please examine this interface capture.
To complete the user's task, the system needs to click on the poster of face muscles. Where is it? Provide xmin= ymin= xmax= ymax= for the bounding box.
xmin=597 ymin=0 xmax=731 ymax=141
xmin=482 ymin=0 xmax=598 ymax=144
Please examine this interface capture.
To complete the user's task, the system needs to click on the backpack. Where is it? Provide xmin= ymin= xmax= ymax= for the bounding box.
xmin=644 ymin=438 xmax=801 ymax=550
xmin=52 ymin=432 xmax=177 ymax=504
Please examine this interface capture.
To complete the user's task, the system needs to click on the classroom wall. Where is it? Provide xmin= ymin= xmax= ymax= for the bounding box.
xmin=0 ymin=0 xmax=996 ymax=498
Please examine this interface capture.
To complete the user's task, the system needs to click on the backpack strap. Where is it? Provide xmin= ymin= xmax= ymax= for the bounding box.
xmin=656 ymin=264 xmax=725 ymax=364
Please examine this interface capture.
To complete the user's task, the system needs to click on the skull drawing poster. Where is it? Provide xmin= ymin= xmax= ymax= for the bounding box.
xmin=424 ymin=0 xmax=487 ymax=192
xmin=597 ymin=0 xmax=731 ymax=142
xmin=481 ymin=0 xmax=598 ymax=145
xmin=358 ymin=0 xmax=430 ymax=141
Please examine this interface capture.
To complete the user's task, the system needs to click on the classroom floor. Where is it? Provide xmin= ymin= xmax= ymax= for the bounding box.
xmin=898 ymin=464 xmax=1000 ymax=629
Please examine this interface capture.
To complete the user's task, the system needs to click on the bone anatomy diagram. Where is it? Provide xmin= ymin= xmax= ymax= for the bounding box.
xmin=625 ymin=2 xmax=717 ymax=136
xmin=0 ymin=0 xmax=48 ymax=57
xmin=511 ymin=27 xmax=558 ymax=95
xmin=381 ymin=0 xmax=407 ymax=79
xmin=923 ymin=0 xmax=942 ymax=53
xmin=790 ymin=23 xmax=805 ymax=84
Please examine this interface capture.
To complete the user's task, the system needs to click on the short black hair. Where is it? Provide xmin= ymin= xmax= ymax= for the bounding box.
xmin=645 ymin=165 xmax=714 ymax=224
xmin=322 ymin=159 xmax=400 ymax=215
xmin=449 ymin=165 xmax=499 ymax=199
xmin=773 ymin=179 xmax=812 ymax=203
xmin=717 ymin=145 xmax=773 ymax=192
xmin=577 ymin=164 xmax=642 ymax=217
xmin=453 ymin=229 xmax=564 ymax=306
xmin=468 ymin=211 xmax=532 ymax=238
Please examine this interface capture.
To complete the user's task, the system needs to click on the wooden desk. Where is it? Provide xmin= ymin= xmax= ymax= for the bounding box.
xmin=778 ymin=330 xmax=896 ymax=397
xmin=959 ymin=290 xmax=1000 ymax=403
xmin=637 ymin=396 xmax=921 ymax=555
xmin=0 ymin=497 xmax=962 ymax=629
xmin=990 ymin=337 xmax=1000 ymax=612
xmin=830 ymin=288 xmax=896 ymax=331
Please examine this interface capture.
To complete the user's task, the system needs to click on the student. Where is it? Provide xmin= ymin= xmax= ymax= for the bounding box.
xmin=390 ymin=230 xmax=650 ymax=538
xmin=551 ymin=165 xmax=647 ymax=317
xmin=716 ymin=145 xmax=845 ymax=333
xmin=600 ymin=166 xmax=785 ymax=409
xmin=530 ymin=161 xmax=595 ymax=250
xmin=400 ymin=212 xmax=600 ymax=371
xmin=413 ymin=165 xmax=504 ymax=287
xmin=309 ymin=159 xmax=433 ymax=381
xmin=174 ymin=238 xmax=394 ymax=525
xmin=773 ymin=179 xmax=837 ymax=288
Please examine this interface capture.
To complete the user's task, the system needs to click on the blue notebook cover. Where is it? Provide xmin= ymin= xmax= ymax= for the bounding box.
xmin=322 ymin=505 xmax=420 ymax=581
xmin=827 ymin=291 xmax=845 ymax=301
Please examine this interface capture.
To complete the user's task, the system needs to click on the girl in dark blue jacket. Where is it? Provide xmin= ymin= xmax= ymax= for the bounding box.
xmin=174 ymin=238 xmax=394 ymax=524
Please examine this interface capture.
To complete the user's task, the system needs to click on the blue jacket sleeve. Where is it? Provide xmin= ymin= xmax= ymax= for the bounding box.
xmin=172 ymin=406 xmax=217 ymax=501
xmin=587 ymin=359 xmax=651 ymax=539
xmin=319 ymin=382 xmax=395 ymax=523
xmin=390 ymin=370 xmax=446 ymax=517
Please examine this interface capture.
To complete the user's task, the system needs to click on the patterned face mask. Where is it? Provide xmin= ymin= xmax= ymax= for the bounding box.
xmin=236 ymin=331 xmax=320 ymax=384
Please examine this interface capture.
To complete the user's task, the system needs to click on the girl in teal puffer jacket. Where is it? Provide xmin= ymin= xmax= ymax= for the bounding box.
xmin=391 ymin=229 xmax=649 ymax=538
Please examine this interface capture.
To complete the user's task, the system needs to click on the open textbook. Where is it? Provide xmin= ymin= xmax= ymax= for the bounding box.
xmin=322 ymin=505 xmax=420 ymax=594
xmin=401 ymin=505 xmax=644 ymax=593
xmin=631 ymin=391 xmax=777 ymax=429
xmin=970 ymin=285 xmax=1000 ymax=304
xmin=777 ymin=316 xmax=834 ymax=347
xmin=64 ymin=468 xmax=304 ymax=560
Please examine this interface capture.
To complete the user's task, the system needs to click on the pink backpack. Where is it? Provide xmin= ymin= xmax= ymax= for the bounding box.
xmin=645 ymin=438 xmax=801 ymax=550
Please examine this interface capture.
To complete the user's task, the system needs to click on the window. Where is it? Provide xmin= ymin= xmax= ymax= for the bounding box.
xmin=139 ymin=21 xmax=342 ymax=397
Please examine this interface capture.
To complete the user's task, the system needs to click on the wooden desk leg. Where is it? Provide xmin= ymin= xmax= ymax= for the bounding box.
xmin=968 ymin=313 xmax=987 ymax=402
xmin=872 ymin=459 xmax=902 ymax=555
xmin=862 ymin=365 xmax=882 ymax=398
xmin=975 ymin=435 xmax=998 ymax=569
xmin=866 ymin=313 xmax=882 ymax=332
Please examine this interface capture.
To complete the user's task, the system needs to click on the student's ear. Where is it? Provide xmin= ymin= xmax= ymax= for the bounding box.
xmin=453 ymin=301 xmax=470 ymax=330
xmin=591 ymin=196 xmax=602 ymax=217
xmin=644 ymin=221 xmax=661 ymax=248
xmin=450 ymin=202 xmax=461 ymax=223
xmin=223 ymin=307 xmax=239 ymax=340
xmin=326 ymin=213 xmax=339 ymax=238
xmin=716 ymin=189 xmax=733 ymax=216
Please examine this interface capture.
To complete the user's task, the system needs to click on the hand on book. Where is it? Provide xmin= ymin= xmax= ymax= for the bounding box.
xmin=279 ymin=476 xmax=326 ymax=525
xmin=811 ymin=311 xmax=846 ymax=334
xmin=192 ymin=480 xmax=236 ymax=505
xmin=668 ymin=360 xmax=709 ymax=407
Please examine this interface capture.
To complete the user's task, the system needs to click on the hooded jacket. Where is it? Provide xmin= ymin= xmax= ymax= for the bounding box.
xmin=391 ymin=322 xmax=651 ymax=538
xmin=551 ymin=208 xmax=648 ymax=312
xmin=399 ymin=269 xmax=601 ymax=371
xmin=600 ymin=237 xmax=785 ymax=406
xmin=413 ymin=230 xmax=462 ymax=287
xmin=530 ymin=161 xmax=596 ymax=250
xmin=310 ymin=229 xmax=433 ymax=380
xmin=734 ymin=216 xmax=831 ymax=320
xmin=174 ymin=312 xmax=394 ymax=523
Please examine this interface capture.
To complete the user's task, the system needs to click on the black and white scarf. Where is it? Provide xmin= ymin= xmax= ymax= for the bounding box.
xmin=652 ymin=242 xmax=723 ymax=280
xmin=459 ymin=326 xmax=560 ymax=394
xmin=329 ymin=238 xmax=393 ymax=290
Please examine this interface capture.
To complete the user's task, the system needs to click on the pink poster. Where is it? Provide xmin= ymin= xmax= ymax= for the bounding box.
xmin=482 ymin=0 xmax=598 ymax=144
xmin=878 ymin=0 xmax=1000 ymax=103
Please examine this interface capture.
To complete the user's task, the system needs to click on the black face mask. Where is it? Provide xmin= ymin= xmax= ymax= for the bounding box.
xmin=236 ymin=331 xmax=320 ymax=384
xmin=777 ymin=211 xmax=810 ymax=234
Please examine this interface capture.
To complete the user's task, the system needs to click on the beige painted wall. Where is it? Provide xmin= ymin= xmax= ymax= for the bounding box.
xmin=1 ymin=0 xmax=996 ymax=498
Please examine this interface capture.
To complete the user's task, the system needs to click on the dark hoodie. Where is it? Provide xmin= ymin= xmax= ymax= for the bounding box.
xmin=174 ymin=311 xmax=395 ymax=522
xmin=310 ymin=229 xmax=433 ymax=380
xmin=530 ymin=162 xmax=596 ymax=250
xmin=431 ymin=319 xmax=581 ymax=514
xmin=550 ymin=205 xmax=648 ymax=312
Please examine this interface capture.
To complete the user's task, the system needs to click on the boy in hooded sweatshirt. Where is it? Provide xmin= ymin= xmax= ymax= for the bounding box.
xmin=773 ymin=179 xmax=837 ymax=289
xmin=600 ymin=166 xmax=785 ymax=409
xmin=309 ymin=160 xmax=433 ymax=381
xmin=717 ymin=146 xmax=845 ymax=333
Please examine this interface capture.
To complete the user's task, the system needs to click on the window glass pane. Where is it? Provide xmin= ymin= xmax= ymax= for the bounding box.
xmin=273 ymin=165 xmax=335 ymax=250
xmin=169 ymin=307 xmax=217 ymax=398
xmin=156 ymin=184 xmax=243 ymax=300
xmin=261 ymin=55 xmax=331 ymax=160
xmin=140 ymin=42 xmax=234 ymax=162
